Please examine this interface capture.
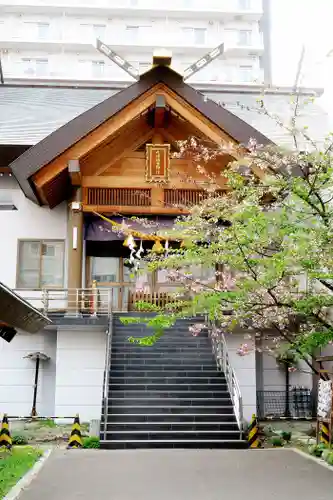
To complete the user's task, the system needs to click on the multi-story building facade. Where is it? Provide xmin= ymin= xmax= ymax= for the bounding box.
xmin=0 ymin=0 xmax=271 ymax=85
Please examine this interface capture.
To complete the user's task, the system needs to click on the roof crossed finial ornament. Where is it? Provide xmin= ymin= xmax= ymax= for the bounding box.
xmin=95 ymin=38 xmax=224 ymax=81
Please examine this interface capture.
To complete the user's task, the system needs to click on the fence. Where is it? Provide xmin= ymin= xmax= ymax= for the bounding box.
xmin=257 ymin=388 xmax=314 ymax=419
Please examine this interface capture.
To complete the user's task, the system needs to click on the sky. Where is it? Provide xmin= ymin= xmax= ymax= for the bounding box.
xmin=270 ymin=0 xmax=333 ymax=110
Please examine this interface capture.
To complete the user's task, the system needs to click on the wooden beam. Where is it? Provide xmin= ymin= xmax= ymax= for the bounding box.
xmin=81 ymin=115 xmax=149 ymax=175
xmin=83 ymin=204 xmax=190 ymax=215
xmin=68 ymin=159 xmax=82 ymax=186
xmin=92 ymin=126 xmax=153 ymax=176
xmin=32 ymin=84 xmax=163 ymax=189
xmin=154 ymin=94 xmax=167 ymax=128
xmin=162 ymin=87 xmax=241 ymax=156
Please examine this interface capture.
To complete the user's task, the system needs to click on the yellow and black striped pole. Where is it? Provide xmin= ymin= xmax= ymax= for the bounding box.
xmin=248 ymin=414 xmax=260 ymax=448
xmin=321 ymin=421 xmax=330 ymax=446
xmin=67 ymin=414 xmax=83 ymax=449
xmin=0 ymin=414 xmax=12 ymax=450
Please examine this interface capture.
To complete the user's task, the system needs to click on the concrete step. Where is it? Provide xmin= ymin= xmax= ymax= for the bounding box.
xmin=108 ymin=390 xmax=230 ymax=398
xmin=104 ymin=422 xmax=240 ymax=431
xmin=105 ymin=413 xmax=238 ymax=423
xmin=111 ymin=362 xmax=217 ymax=369
xmin=100 ymin=439 xmax=248 ymax=450
xmin=104 ymin=405 xmax=234 ymax=415
xmin=103 ymin=430 xmax=241 ymax=441
xmin=109 ymin=397 xmax=232 ymax=407
xmin=109 ymin=382 xmax=228 ymax=390
xmin=110 ymin=369 xmax=221 ymax=378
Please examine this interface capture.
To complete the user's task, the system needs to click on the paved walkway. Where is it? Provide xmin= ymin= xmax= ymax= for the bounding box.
xmin=18 ymin=448 xmax=333 ymax=500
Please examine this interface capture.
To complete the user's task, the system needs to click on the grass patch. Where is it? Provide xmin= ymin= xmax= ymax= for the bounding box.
xmin=0 ymin=447 xmax=43 ymax=498
xmin=36 ymin=419 xmax=56 ymax=428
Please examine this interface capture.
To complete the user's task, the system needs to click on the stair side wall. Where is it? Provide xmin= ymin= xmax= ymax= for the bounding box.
xmin=224 ymin=333 xmax=256 ymax=423
xmin=54 ymin=327 xmax=107 ymax=422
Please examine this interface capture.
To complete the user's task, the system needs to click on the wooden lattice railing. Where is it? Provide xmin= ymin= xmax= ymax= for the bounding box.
xmin=85 ymin=187 xmax=152 ymax=206
xmin=164 ymin=189 xmax=224 ymax=207
xmin=128 ymin=290 xmax=179 ymax=311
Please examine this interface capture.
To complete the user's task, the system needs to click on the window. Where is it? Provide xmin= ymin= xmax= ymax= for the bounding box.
xmin=80 ymin=23 xmax=106 ymax=40
xmin=17 ymin=240 xmax=65 ymax=289
xmin=139 ymin=61 xmax=150 ymax=73
xmin=239 ymin=0 xmax=251 ymax=8
xmin=239 ymin=65 xmax=253 ymax=82
xmin=183 ymin=27 xmax=206 ymax=45
xmin=93 ymin=24 xmax=106 ymax=39
xmin=35 ymin=59 xmax=48 ymax=76
xmin=126 ymin=26 xmax=139 ymax=42
xmin=21 ymin=58 xmax=48 ymax=77
xmin=0 ymin=190 xmax=17 ymax=211
xmin=37 ymin=22 xmax=49 ymax=40
xmin=238 ymin=30 xmax=252 ymax=46
xmin=92 ymin=60 xmax=105 ymax=78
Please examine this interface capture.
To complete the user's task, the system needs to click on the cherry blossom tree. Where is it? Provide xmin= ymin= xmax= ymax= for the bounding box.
xmin=122 ymin=95 xmax=333 ymax=380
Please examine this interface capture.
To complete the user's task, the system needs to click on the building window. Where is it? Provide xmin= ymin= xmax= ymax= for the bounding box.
xmin=93 ymin=24 xmax=106 ymax=39
xmin=139 ymin=61 xmax=150 ymax=73
xmin=21 ymin=58 xmax=48 ymax=77
xmin=183 ymin=27 xmax=206 ymax=45
xmin=0 ymin=190 xmax=17 ymax=211
xmin=92 ymin=60 xmax=105 ymax=78
xmin=126 ymin=26 xmax=139 ymax=42
xmin=238 ymin=30 xmax=252 ymax=46
xmin=239 ymin=0 xmax=251 ymax=8
xmin=37 ymin=22 xmax=49 ymax=40
xmin=239 ymin=65 xmax=253 ymax=82
xmin=17 ymin=240 xmax=65 ymax=289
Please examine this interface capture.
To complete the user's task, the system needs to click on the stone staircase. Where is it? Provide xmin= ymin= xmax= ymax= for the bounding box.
xmin=100 ymin=313 xmax=247 ymax=449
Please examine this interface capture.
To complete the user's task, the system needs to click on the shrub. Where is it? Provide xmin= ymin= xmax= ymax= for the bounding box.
xmin=326 ymin=452 xmax=333 ymax=466
xmin=82 ymin=436 xmax=100 ymax=449
xmin=281 ymin=431 xmax=292 ymax=442
xmin=308 ymin=444 xmax=326 ymax=457
xmin=271 ymin=437 xmax=283 ymax=447
xmin=12 ymin=434 xmax=28 ymax=446
xmin=321 ymin=449 xmax=331 ymax=462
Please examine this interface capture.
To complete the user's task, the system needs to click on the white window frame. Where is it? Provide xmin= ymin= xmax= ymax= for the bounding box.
xmin=21 ymin=58 xmax=49 ymax=77
xmin=239 ymin=65 xmax=253 ymax=82
xmin=183 ymin=27 xmax=207 ymax=45
xmin=17 ymin=240 xmax=65 ymax=289
xmin=238 ymin=30 xmax=252 ymax=46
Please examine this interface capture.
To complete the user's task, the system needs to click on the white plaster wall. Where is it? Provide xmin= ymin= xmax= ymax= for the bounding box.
xmin=0 ymin=330 xmax=56 ymax=417
xmin=55 ymin=328 xmax=106 ymax=422
xmin=262 ymin=352 xmax=313 ymax=391
xmin=224 ymin=333 xmax=256 ymax=423
xmin=40 ymin=330 xmax=57 ymax=417
xmin=0 ymin=177 xmax=67 ymax=290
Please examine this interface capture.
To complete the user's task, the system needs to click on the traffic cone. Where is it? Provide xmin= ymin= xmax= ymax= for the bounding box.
xmin=0 ymin=414 xmax=12 ymax=450
xmin=67 ymin=414 xmax=83 ymax=449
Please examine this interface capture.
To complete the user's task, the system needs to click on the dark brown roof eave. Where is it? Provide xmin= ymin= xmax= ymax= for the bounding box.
xmin=10 ymin=69 xmax=163 ymax=203
xmin=9 ymin=65 xmax=272 ymax=206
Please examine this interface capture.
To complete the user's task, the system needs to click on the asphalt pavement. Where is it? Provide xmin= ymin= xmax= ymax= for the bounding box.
xmin=17 ymin=448 xmax=333 ymax=500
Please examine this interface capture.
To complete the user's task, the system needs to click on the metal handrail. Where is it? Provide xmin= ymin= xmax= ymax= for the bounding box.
xmin=102 ymin=296 xmax=113 ymax=441
xmin=13 ymin=287 xmax=115 ymax=317
xmin=208 ymin=320 xmax=244 ymax=437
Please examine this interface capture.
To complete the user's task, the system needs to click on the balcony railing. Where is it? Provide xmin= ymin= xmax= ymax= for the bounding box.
xmin=14 ymin=286 xmax=182 ymax=316
xmin=0 ymin=0 xmax=263 ymax=17
xmin=14 ymin=288 xmax=113 ymax=317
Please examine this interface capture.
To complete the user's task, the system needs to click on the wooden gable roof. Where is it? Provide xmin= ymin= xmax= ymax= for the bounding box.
xmin=10 ymin=65 xmax=272 ymax=206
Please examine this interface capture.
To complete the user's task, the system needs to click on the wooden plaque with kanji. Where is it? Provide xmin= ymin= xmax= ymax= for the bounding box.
xmin=145 ymin=144 xmax=170 ymax=183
